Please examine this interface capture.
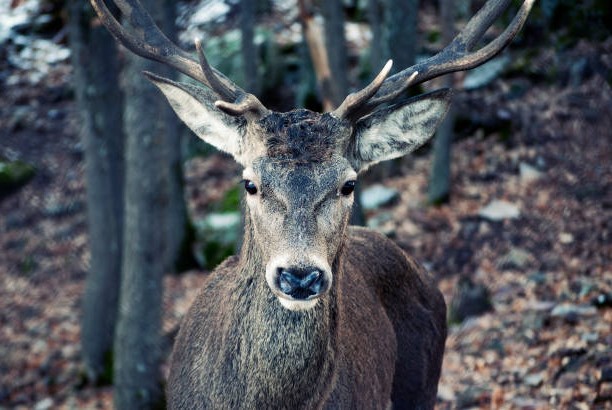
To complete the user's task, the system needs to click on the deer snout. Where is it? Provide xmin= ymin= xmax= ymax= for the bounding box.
xmin=265 ymin=256 xmax=332 ymax=310
xmin=277 ymin=267 xmax=325 ymax=300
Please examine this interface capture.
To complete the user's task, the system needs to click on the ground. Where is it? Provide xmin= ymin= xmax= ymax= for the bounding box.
xmin=0 ymin=27 xmax=610 ymax=410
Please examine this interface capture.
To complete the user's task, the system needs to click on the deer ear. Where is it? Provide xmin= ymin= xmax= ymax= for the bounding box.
xmin=144 ymin=72 xmax=259 ymax=165
xmin=349 ymin=89 xmax=452 ymax=172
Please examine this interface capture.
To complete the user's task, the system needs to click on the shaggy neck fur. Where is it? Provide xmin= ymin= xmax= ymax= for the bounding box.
xmin=228 ymin=210 xmax=345 ymax=407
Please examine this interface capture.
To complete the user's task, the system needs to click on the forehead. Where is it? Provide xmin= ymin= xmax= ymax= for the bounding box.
xmin=257 ymin=109 xmax=345 ymax=163
xmin=251 ymin=155 xmax=352 ymax=190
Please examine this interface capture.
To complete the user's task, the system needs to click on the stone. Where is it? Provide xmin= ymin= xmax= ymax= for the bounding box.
xmin=519 ymin=162 xmax=543 ymax=183
xmin=0 ymin=159 xmax=36 ymax=198
xmin=550 ymin=304 xmax=597 ymax=323
xmin=360 ymin=184 xmax=400 ymax=210
xmin=463 ymin=55 xmax=510 ymax=90
xmin=524 ymin=373 xmax=544 ymax=387
xmin=34 ymin=398 xmax=53 ymax=410
xmin=497 ymin=247 xmax=533 ymax=270
xmin=478 ymin=200 xmax=520 ymax=221
xmin=195 ymin=212 xmax=241 ymax=270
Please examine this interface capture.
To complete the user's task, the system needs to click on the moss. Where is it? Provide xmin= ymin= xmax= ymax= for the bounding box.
xmin=0 ymin=160 xmax=36 ymax=199
xmin=98 ymin=349 xmax=114 ymax=386
xmin=426 ymin=30 xmax=441 ymax=44
xmin=173 ymin=217 xmax=199 ymax=273
xmin=215 ymin=185 xmax=241 ymax=213
xmin=201 ymin=240 xmax=235 ymax=270
xmin=18 ymin=256 xmax=37 ymax=276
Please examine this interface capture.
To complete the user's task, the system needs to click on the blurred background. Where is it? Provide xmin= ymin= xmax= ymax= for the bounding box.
xmin=0 ymin=0 xmax=610 ymax=408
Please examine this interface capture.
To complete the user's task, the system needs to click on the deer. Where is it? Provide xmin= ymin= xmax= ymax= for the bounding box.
xmin=90 ymin=0 xmax=534 ymax=408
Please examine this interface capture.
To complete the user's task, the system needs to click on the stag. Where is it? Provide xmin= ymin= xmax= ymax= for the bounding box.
xmin=90 ymin=0 xmax=534 ymax=408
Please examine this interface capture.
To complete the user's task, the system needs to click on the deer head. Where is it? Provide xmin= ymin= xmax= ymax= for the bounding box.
xmin=90 ymin=0 xmax=534 ymax=310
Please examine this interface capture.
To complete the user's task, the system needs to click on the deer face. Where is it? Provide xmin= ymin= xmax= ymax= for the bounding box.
xmin=243 ymin=155 xmax=355 ymax=310
xmin=236 ymin=110 xmax=356 ymax=309
xmin=147 ymin=75 xmax=451 ymax=310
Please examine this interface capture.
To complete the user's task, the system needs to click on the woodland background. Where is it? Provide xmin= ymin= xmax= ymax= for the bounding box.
xmin=0 ymin=0 xmax=610 ymax=409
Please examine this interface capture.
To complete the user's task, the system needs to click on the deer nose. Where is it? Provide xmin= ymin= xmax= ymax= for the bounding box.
xmin=277 ymin=267 xmax=325 ymax=300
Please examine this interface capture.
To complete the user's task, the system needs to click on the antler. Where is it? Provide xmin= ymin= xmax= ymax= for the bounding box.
xmin=334 ymin=0 xmax=535 ymax=121
xmin=89 ymin=0 xmax=268 ymax=117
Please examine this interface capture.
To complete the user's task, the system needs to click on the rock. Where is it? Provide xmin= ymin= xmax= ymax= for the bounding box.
xmin=203 ymin=212 xmax=241 ymax=231
xmin=0 ymin=159 xmax=36 ymax=198
xmin=519 ymin=162 xmax=543 ymax=183
xmin=527 ymin=271 xmax=548 ymax=285
xmin=456 ymin=385 xmax=489 ymax=408
xmin=189 ymin=0 xmax=231 ymax=26
xmin=436 ymin=383 xmax=456 ymax=401
xmin=34 ymin=398 xmax=53 ymax=410
xmin=478 ymin=200 xmax=520 ymax=221
xmin=43 ymin=197 xmax=84 ymax=217
xmin=463 ymin=55 xmax=510 ymax=90
xmin=360 ymin=184 xmax=400 ymax=210
xmin=524 ymin=373 xmax=544 ymax=387
xmin=195 ymin=212 xmax=241 ymax=270
xmin=7 ymin=106 xmax=32 ymax=131
xmin=497 ymin=247 xmax=533 ymax=270
xmin=592 ymin=293 xmax=612 ymax=309
xmin=550 ymin=303 xmax=597 ymax=324
xmin=366 ymin=211 xmax=395 ymax=237
xmin=448 ymin=276 xmax=493 ymax=324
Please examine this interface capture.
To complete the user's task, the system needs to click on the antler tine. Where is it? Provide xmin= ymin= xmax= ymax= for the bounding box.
xmin=195 ymin=39 xmax=242 ymax=103
xmin=331 ymin=59 xmax=393 ymax=120
xmin=358 ymin=0 xmax=536 ymax=118
xmin=89 ymin=0 xmax=245 ymax=103
xmin=215 ymin=95 xmax=270 ymax=119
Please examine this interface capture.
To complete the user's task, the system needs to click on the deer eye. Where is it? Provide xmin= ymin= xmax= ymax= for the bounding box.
xmin=340 ymin=180 xmax=357 ymax=196
xmin=244 ymin=180 xmax=258 ymax=195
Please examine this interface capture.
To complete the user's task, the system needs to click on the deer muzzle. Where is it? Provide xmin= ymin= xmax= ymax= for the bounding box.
xmin=265 ymin=255 xmax=332 ymax=311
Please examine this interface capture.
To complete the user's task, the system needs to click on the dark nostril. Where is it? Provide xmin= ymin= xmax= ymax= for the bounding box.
xmin=301 ymin=270 xmax=321 ymax=288
xmin=277 ymin=268 xmax=325 ymax=299
xmin=279 ymin=270 xmax=300 ymax=294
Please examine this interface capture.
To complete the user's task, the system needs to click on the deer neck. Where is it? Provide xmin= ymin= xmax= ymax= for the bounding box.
xmin=230 ymin=214 xmax=342 ymax=406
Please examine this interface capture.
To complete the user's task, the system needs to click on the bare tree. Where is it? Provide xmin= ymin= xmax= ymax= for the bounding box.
xmin=68 ymin=0 xmax=124 ymax=384
xmin=90 ymin=0 xmax=534 ymax=407
xmin=368 ymin=0 xmax=385 ymax=71
xmin=428 ymin=0 xmax=457 ymax=204
xmin=112 ymin=0 xmax=179 ymax=406
xmin=384 ymin=0 xmax=419 ymax=73
xmin=241 ymin=0 xmax=260 ymax=94
xmin=321 ymin=0 xmax=350 ymax=106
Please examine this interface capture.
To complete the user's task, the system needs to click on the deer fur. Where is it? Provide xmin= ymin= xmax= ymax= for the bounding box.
xmin=88 ymin=0 xmax=535 ymax=406
xmin=153 ymin=76 xmax=450 ymax=409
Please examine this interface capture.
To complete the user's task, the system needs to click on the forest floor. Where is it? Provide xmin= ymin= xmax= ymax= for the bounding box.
xmin=0 ymin=23 xmax=611 ymax=410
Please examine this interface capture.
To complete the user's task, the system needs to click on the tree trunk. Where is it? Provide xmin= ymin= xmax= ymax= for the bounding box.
xmin=319 ymin=0 xmax=365 ymax=225
xmin=368 ymin=0 xmax=385 ymax=72
xmin=384 ymin=0 xmax=419 ymax=74
xmin=298 ymin=0 xmax=336 ymax=112
xmin=160 ymin=0 xmax=189 ymax=273
xmin=113 ymin=0 xmax=178 ymax=407
xmin=68 ymin=0 xmax=124 ymax=384
xmin=241 ymin=0 xmax=260 ymax=94
xmin=428 ymin=0 xmax=456 ymax=205
xmin=321 ymin=0 xmax=349 ymax=107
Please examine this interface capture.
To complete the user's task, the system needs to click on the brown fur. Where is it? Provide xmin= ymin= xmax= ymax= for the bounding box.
xmin=168 ymin=216 xmax=446 ymax=409
xmin=259 ymin=110 xmax=340 ymax=163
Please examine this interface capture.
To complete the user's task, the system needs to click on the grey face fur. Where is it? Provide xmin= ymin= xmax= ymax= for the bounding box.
xmin=147 ymin=76 xmax=451 ymax=310
xmin=244 ymin=155 xmax=356 ymax=310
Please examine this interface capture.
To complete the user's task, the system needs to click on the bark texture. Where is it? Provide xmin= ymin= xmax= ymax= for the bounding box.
xmin=428 ymin=0 xmax=456 ymax=204
xmin=113 ymin=0 xmax=179 ymax=407
xmin=68 ymin=0 xmax=124 ymax=384
xmin=241 ymin=0 xmax=260 ymax=94
xmin=321 ymin=0 xmax=349 ymax=107
xmin=384 ymin=0 xmax=419 ymax=74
